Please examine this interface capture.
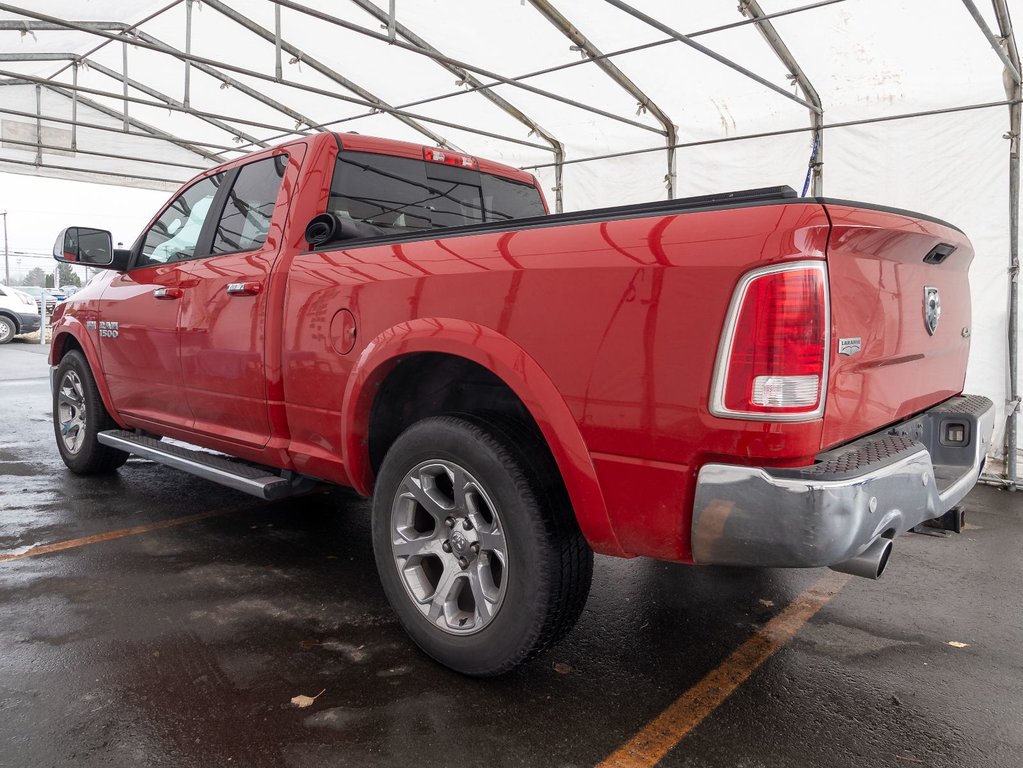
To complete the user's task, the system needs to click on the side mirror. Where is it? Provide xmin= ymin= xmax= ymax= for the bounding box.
xmin=53 ymin=227 xmax=126 ymax=269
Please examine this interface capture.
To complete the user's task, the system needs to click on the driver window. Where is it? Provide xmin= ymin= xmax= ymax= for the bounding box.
xmin=137 ymin=173 xmax=225 ymax=267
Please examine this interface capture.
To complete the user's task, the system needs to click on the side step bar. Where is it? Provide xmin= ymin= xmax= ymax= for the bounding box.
xmin=97 ymin=430 xmax=296 ymax=500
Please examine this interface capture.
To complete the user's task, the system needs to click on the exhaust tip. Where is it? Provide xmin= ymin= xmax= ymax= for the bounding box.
xmin=829 ymin=537 xmax=893 ymax=580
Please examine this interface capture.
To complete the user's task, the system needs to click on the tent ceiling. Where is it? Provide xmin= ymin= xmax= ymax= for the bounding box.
xmin=0 ymin=0 xmax=1015 ymax=201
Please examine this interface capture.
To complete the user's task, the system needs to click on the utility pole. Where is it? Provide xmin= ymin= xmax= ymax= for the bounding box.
xmin=1 ymin=211 xmax=8 ymax=286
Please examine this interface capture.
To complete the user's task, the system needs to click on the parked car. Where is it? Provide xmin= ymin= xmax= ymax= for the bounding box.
xmin=47 ymin=132 xmax=992 ymax=675
xmin=16 ymin=286 xmax=64 ymax=315
xmin=0 ymin=284 xmax=42 ymax=343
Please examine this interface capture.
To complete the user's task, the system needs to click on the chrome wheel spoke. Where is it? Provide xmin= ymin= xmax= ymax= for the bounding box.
xmin=426 ymin=565 xmax=460 ymax=621
xmin=468 ymin=565 xmax=497 ymax=624
xmin=476 ymin=526 xmax=506 ymax=559
xmin=392 ymin=533 xmax=438 ymax=560
xmin=402 ymin=467 xmax=453 ymax=521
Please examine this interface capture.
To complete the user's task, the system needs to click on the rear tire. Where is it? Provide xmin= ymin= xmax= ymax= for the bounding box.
xmin=53 ymin=350 xmax=129 ymax=474
xmin=371 ymin=414 xmax=593 ymax=676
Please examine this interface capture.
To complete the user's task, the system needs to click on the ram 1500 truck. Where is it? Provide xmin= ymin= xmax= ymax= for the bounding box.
xmin=49 ymin=131 xmax=993 ymax=675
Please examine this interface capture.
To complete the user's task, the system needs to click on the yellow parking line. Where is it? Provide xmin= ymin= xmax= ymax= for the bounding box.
xmin=597 ymin=570 xmax=851 ymax=768
xmin=0 ymin=504 xmax=257 ymax=563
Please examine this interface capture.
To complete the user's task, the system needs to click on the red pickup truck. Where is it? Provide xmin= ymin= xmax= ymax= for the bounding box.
xmin=50 ymin=131 xmax=992 ymax=675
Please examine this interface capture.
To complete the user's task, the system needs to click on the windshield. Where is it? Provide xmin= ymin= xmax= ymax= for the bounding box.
xmin=327 ymin=150 xmax=545 ymax=234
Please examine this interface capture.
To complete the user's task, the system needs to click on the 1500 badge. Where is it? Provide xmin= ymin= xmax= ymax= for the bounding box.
xmin=98 ymin=321 xmax=119 ymax=338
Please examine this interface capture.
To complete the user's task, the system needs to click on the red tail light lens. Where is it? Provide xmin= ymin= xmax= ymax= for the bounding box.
xmin=423 ymin=147 xmax=479 ymax=170
xmin=713 ymin=262 xmax=828 ymax=419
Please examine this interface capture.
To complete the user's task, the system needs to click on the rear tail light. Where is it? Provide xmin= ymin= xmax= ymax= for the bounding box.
xmin=710 ymin=261 xmax=829 ymax=420
xmin=423 ymin=147 xmax=479 ymax=170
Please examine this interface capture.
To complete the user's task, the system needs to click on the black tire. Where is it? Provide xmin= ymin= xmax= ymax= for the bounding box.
xmin=371 ymin=414 xmax=593 ymax=676
xmin=0 ymin=315 xmax=15 ymax=344
xmin=53 ymin=350 xmax=129 ymax=474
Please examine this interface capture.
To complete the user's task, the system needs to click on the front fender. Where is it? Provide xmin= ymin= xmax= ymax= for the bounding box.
xmin=50 ymin=318 xmax=127 ymax=429
xmin=341 ymin=318 xmax=625 ymax=557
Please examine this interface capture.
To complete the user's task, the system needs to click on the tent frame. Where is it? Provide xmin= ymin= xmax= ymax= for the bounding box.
xmin=0 ymin=0 xmax=1020 ymax=484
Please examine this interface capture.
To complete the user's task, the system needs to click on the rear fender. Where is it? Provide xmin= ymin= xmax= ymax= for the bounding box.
xmin=341 ymin=318 xmax=625 ymax=556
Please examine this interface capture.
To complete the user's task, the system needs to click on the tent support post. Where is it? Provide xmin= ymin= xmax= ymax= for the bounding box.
xmin=991 ymin=0 xmax=1022 ymax=489
xmin=274 ymin=3 xmax=282 ymax=81
xmin=34 ymin=83 xmax=41 ymax=165
xmin=183 ymin=0 xmax=192 ymax=107
xmin=70 ymin=60 xmax=77 ymax=150
xmin=346 ymin=0 xmax=565 ymax=211
xmin=121 ymin=40 xmax=128 ymax=131
xmin=527 ymin=0 xmax=677 ymax=199
xmin=740 ymin=0 xmax=824 ymax=195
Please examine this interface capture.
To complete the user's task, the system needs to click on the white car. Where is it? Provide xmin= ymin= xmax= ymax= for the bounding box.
xmin=0 ymin=285 xmax=42 ymax=344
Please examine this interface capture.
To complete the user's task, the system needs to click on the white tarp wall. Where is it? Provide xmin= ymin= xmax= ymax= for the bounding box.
xmin=0 ymin=0 xmax=1019 ymax=464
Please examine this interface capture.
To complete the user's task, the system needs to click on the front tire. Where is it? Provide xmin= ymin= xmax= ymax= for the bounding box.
xmin=0 ymin=315 xmax=15 ymax=344
xmin=53 ymin=350 xmax=129 ymax=474
xmin=372 ymin=415 xmax=593 ymax=676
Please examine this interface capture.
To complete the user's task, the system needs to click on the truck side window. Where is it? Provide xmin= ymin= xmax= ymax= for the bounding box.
xmin=138 ymin=174 xmax=224 ymax=267
xmin=212 ymin=155 xmax=287 ymax=254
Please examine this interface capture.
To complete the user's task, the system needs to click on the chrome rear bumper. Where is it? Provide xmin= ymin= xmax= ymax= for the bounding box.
xmin=691 ymin=395 xmax=994 ymax=568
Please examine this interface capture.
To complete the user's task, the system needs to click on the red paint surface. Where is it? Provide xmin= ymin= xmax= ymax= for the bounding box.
xmin=50 ymin=132 xmax=975 ymax=563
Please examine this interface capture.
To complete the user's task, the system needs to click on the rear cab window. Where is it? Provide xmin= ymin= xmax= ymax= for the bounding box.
xmin=327 ymin=150 xmax=544 ymax=236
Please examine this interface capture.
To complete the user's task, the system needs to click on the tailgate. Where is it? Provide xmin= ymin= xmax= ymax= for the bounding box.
xmin=821 ymin=202 xmax=973 ymax=450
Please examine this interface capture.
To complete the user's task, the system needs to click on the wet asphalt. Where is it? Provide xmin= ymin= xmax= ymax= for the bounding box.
xmin=1 ymin=339 xmax=1021 ymax=768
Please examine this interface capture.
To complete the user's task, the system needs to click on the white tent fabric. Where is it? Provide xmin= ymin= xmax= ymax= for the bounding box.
xmin=0 ymin=0 xmax=1019 ymax=465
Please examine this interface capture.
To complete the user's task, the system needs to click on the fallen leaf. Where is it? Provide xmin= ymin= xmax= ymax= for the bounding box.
xmin=946 ymin=641 xmax=969 ymax=649
xmin=553 ymin=662 xmax=572 ymax=675
xmin=758 ymin=599 xmax=774 ymax=608
xmin=290 ymin=689 xmax=326 ymax=708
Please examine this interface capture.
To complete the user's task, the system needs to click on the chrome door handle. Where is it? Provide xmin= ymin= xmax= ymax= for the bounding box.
xmin=153 ymin=287 xmax=183 ymax=300
xmin=226 ymin=282 xmax=262 ymax=297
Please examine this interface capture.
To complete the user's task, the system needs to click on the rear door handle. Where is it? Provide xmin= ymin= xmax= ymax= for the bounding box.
xmin=226 ymin=282 xmax=262 ymax=297
xmin=153 ymin=287 xmax=183 ymax=300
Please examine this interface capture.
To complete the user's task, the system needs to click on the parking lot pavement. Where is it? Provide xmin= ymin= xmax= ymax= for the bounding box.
xmin=2 ymin=341 xmax=1021 ymax=768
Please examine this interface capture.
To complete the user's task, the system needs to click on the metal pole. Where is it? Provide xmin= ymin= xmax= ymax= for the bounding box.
xmin=387 ymin=0 xmax=396 ymax=42
xmin=739 ymin=0 xmax=824 ymax=195
xmin=527 ymin=0 xmax=677 ymax=199
xmin=521 ymin=98 xmax=1023 ymax=171
xmin=121 ymin=40 xmax=129 ymax=131
xmin=34 ymin=84 xmax=41 ymax=165
xmin=184 ymin=0 xmax=192 ymax=107
xmin=274 ymin=3 xmax=283 ymax=80
xmin=0 ymin=8 xmax=575 ymax=152
xmin=992 ymin=0 xmax=1021 ymax=488
xmin=39 ymin=282 xmax=45 ymax=345
xmin=963 ymin=0 xmax=1022 ymax=84
xmin=346 ymin=0 xmax=565 ymax=210
xmin=268 ymin=0 xmax=663 ymax=135
xmin=1 ymin=211 xmax=8 ymax=286
xmin=226 ymin=0 xmax=845 ymax=156
xmin=601 ymin=0 xmax=821 ymax=114
xmin=70 ymin=60 xmax=77 ymax=150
